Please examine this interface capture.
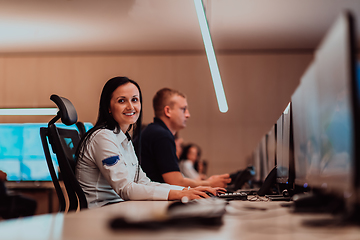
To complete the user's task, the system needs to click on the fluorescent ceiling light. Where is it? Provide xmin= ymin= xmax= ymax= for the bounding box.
xmin=194 ymin=0 xmax=228 ymax=113
xmin=0 ymin=108 xmax=58 ymax=116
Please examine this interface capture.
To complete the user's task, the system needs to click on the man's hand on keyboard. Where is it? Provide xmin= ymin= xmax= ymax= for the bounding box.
xmin=207 ymin=174 xmax=232 ymax=188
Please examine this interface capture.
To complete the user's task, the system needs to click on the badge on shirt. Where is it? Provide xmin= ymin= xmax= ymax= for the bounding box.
xmin=102 ymin=155 xmax=120 ymax=166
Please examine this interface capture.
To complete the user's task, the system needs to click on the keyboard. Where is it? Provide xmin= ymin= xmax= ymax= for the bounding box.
xmin=217 ymin=192 xmax=247 ymax=201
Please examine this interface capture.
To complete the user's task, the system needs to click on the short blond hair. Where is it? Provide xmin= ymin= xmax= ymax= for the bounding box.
xmin=153 ymin=88 xmax=185 ymax=118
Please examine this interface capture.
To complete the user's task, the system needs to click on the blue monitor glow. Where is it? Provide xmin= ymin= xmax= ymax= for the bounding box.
xmin=0 ymin=122 xmax=93 ymax=181
xmin=0 ymin=125 xmax=22 ymax=181
xmin=304 ymin=12 xmax=358 ymax=209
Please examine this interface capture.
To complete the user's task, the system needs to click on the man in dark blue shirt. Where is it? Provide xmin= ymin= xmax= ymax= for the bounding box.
xmin=140 ymin=88 xmax=230 ymax=188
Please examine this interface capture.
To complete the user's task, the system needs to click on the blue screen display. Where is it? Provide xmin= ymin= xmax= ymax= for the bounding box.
xmin=0 ymin=122 xmax=92 ymax=181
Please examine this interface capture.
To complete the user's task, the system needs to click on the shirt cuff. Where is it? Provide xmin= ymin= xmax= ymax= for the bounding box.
xmin=169 ymin=185 xmax=185 ymax=190
xmin=152 ymin=185 xmax=185 ymax=200
xmin=153 ymin=187 xmax=172 ymax=200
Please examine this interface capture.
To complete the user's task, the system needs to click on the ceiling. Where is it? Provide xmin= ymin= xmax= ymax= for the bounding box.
xmin=0 ymin=0 xmax=360 ymax=53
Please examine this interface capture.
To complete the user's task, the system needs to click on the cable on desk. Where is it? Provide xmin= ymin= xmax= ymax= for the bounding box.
xmin=247 ymin=196 xmax=269 ymax=202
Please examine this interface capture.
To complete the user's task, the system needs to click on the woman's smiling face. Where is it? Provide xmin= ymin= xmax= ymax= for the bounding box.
xmin=109 ymin=82 xmax=141 ymax=133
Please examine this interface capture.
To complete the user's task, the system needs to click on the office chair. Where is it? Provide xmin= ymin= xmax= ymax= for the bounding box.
xmin=40 ymin=94 xmax=88 ymax=212
xmin=75 ymin=122 xmax=87 ymax=138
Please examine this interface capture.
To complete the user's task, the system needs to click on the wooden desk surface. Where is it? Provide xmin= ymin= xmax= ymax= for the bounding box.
xmin=5 ymin=181 xmax=55 ymax=190
xmin=4 ymin=181 xmax=58 ymax=215
xmin=0 ymin=200 xmax=359 ymax=240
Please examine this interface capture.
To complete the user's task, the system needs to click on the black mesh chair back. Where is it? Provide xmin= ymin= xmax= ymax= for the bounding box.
xmin=75 ymin=122 xmax=87 ymax=138
xmin=40 ymin=94 xmax=88 ymax=212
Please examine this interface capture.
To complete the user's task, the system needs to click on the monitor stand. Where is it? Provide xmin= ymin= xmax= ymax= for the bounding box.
xmin=266 ymin=189 xmax=292 ymax=201
xmin=291 ymin=191 xmax=344 ymax=214
xmin=257 ymin=166 xmax=278 ymax=196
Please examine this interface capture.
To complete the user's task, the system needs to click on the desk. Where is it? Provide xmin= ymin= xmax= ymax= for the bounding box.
xmin=0 ymin=200 xmax=359 ymax=240
xmin=5 ymin=181 xmax=57 ymax=214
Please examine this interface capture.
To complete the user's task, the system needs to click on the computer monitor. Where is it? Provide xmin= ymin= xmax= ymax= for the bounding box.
xmin=259 ymin=135 xmax=268 ymax=182
xmin=291 ymin=63 xmax=320 ymax=189
xmin=0 ymin=122 xmax=93 ymax=181
xmin=266 ymin=124 xmax=277 ymax=173
xmin=0 ymin=125 xmax=22 ymax=181
xmin=305 ymin=11 xmax=358 ymax=212
xmin=276 ymin=113 xmax=283 ymax=174
xmin=276 ymin=102 xmax=295 ymax=186
xmin=254 ymin=126 xmax=279 ymax=196
xmin=252 ymin=142 xmax=262 ymax=183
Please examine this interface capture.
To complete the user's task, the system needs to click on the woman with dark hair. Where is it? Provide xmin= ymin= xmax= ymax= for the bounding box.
xmin=75 ymin=77 xmax=220 ymax=208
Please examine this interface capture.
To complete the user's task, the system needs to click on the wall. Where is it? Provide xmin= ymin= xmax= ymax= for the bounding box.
xmin=0 ymin=52 xmax=312 ymax=176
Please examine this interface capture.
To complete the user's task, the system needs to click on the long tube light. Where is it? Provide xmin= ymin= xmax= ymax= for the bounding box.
xmin=0 ymin=108 xmax=58 ymax=116
xmin=194 ymin=0 xmax=228 ymax=113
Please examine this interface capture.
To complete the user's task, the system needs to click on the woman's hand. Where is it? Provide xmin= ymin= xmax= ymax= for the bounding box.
xmin=168 ymin=186 xmax=226 ymax=201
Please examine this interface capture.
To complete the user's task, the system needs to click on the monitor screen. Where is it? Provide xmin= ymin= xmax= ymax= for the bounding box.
xmin=291 ymin=63 xmax=320 ymax=188
xmin=0 ymin=122 xmax=93 ymax=181
xmin=259 ymin=135 xmax=268 ymax=182
xmin=291 ymin=83 xmax=305 ymax=186
xmin=276 ymin=113 xmax=283 ymax=177
xmin=252 ymin=142 xmax=262 ymax=182
xmin=277 ymin=102 xmax=294 ymax=184
xmin=0 ymin=125 xmax=22 ymax=181
xmin=305 ymin=12 xmax=358 ymax=204
xmin=266 ymin=124 xmax=276 ymax=174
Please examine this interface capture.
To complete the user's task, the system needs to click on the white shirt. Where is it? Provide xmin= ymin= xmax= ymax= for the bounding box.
xmin=75 ymin=128 xmax=183 ymax=208
xmin=179 ymin=160 xmax=200 ymax=179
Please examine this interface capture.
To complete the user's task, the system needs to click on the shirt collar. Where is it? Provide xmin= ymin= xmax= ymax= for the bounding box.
xmin=153 ymin=117 xmax=174 ymax=137
xmin=115 ymin=129 xmax=129 ymax=144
